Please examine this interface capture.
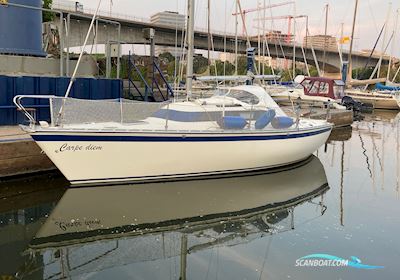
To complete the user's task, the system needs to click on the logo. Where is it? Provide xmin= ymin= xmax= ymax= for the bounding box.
xmin=295 ymin=254 xmax=384 ymax=270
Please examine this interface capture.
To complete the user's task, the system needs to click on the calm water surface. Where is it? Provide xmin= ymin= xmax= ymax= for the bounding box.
xmin=1 ymin=110 xmax=399 ymax=280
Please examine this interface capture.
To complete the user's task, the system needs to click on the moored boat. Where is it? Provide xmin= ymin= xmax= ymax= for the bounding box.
xmin=345 ymin=89 xmax=400 ymax=110
xmin=270 ymin=76 xmax=347 ymax=110
xmin=13 ymin=0 xmax=332 ymax=186
xmin=14 ymin=85 xmax=332 ymax=186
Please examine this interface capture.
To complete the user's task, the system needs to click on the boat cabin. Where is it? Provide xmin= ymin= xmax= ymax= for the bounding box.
xmin=300 ymin=77 xmax=345 ymax=100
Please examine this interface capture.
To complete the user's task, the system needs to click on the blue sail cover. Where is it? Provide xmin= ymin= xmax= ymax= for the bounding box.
xmin=375 ymin=83 xmax=400 ymax=91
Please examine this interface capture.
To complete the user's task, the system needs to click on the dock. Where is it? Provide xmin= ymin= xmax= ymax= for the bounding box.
xmin=0 ymin=126 xmax=55 ymax=179
xmin=282 ymin=106 xmax=354 ymax=128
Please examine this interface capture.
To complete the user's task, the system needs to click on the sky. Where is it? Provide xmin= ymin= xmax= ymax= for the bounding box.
xmin=61 ymin=0 xmax=400 ymax=57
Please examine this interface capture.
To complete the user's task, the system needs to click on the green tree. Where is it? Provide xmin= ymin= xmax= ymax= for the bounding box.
xmin=309 ymin=66 xmax=319 ymax=77
xmin=42 ymin=0 xmax=54 ymax=22
xmin=193 ymin=55 xmax=209 ymax=74
xmin=237 ymin=56 xmax=248 ymax=75
xmin=159 ymin=52 xmax=175 ymax=64
xmin=209 ymin=60 xmax=235 ymax=76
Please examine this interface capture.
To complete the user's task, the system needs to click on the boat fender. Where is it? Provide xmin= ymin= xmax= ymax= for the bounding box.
xmin=271 ymin=116 xmax=294 ymax=129
xmin=255 ymin=109 xmax=276 ymax=129
xmin=220 ymin=116 xmax=248 ymax=129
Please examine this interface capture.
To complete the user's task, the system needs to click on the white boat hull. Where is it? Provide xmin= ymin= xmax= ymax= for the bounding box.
xmin=345 ymin=91 xmax=400 ymax=110
xmin=31 ymin=127 xmax=331 ymax=185
xmin=271 ymin=89 xmax=346 ymax=109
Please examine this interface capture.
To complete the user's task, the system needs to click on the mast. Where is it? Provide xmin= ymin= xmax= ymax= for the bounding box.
xmin=262 ymin=0 xmax=266 ymax=76
xmin=207 ymin=0 xmax=211 ymax=69
xmin=338 ymin=22 xmax=344 ymax=67
xmin=292 ymin=0 xmax=296 ymax=79
xmin=387 ymin=9 xmax=399 ymax=82
xmin=378 ymin=3 xmax=392 ymax=78
xmin=235 ymin=0 xmax=238 ymax=74
xmin=65 ymin=0 xmax=102 ymax=98
xmin=186 ymin=0 xmax=195 ymax=99
xmin=257 ymin=1 xmax=261 ymax=73
xmin=347 ymin=0 xmax=359 ymax=86
xmin=322 ymin=4 xmax=329 ymax=75
xmin=340 ymin=22 xmax=344 ymax=55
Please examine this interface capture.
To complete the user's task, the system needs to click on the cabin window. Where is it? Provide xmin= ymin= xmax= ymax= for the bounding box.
xmin=334 ymin=85 xmax=344 ymax=99
xmin=302 ymin=79 xmax=320 ymax=95
xmin=214 ymin=88 xmax=230 ymax=96
xmin=309 ymin=81 xmax=320 ymax=94
xmin=319 ymin=82 xmax=329 ymax=94
xmin=228 ymin=90 xmax=260 ymax=105
xmin=333 ymin=80 xmax=345 ymax=99
xmin=302 ymin=79 xmax=313 ymax=92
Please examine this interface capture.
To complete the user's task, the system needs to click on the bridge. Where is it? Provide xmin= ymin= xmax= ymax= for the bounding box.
xmin=52 ymin=5 xmax=392 ymax=74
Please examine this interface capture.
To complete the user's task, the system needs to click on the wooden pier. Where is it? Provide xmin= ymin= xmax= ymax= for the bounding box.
xmin=0 ymin=126 xmax=55 ymax=179
xmin=282 ymin=106 xmax=354 ymax=128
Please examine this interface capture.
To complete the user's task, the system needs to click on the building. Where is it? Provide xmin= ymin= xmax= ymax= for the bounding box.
xmin=150 ymin=11 xmax=186 ymax=57
xmin=150 ymin=11 xmax=186 ymax=28
xmin=251 ymin=31 xmax=294 ymax=44
xmin=303 ymin=35 xmax=337 ymax=51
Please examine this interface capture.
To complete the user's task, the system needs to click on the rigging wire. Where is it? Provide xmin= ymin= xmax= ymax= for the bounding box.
xmin=266 ymin=0 xmax=292 ymax=79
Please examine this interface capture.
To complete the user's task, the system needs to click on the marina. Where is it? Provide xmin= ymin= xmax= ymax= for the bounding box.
xmin=1 ymin=111 xmax=400 ymax=279
xmin=0 ymin=0 xmax=400 ymax=279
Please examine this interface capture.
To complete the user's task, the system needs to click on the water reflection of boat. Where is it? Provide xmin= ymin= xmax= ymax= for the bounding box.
xmin=365 ymin=110 xmax=400 ymax=123
xmin=24 ymin=156 xmax=329 ymax=279
xmin=328 ymin=126 xmax=353 ymax=142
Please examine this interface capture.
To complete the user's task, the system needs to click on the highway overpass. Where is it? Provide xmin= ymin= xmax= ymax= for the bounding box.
xmin=53 ymin=8 xmax=393 ymax=74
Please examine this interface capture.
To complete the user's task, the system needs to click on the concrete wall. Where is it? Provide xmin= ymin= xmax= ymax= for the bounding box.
xmin=0 ymin=54 xmax=98 ymax=77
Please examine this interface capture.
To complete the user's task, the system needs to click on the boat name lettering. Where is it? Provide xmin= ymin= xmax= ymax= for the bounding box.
xmin=56 ymin=143 xmax=103 ymax=153
xmin=55 ymin=219 xmax=101 ymax=231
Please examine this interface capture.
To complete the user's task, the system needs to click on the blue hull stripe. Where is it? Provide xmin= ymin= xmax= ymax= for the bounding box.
xmin=32 ymin=128 xmax=331 ymax=142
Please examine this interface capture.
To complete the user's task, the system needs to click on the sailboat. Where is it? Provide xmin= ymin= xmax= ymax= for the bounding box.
xmin=343 ymin=0 xmax=400 ymax=110
xmin=13 ymin=0 xmax=332 ymax=186
xmin=270 ymin=75 xmax=347 ymax=109
xmin=344 ymin=88 xmax=400 ymax=110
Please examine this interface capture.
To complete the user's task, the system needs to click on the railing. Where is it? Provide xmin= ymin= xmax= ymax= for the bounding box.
xmin=127 ymin=53 xmax=173 ymax=102
xmin=13 ymin=94 xmax=309 ymax=134
xmin=13 ymin=95 xmax=64 ymax=126
xmin=52 ymin=0 xmax=149 ymax=23
xmin=127 ymin=54 xmax=154 ymax=102
xmin=52 ymin=0 xmax=237 ymax=37
xmin=153 ymin=62 xmax=174 ymax=99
